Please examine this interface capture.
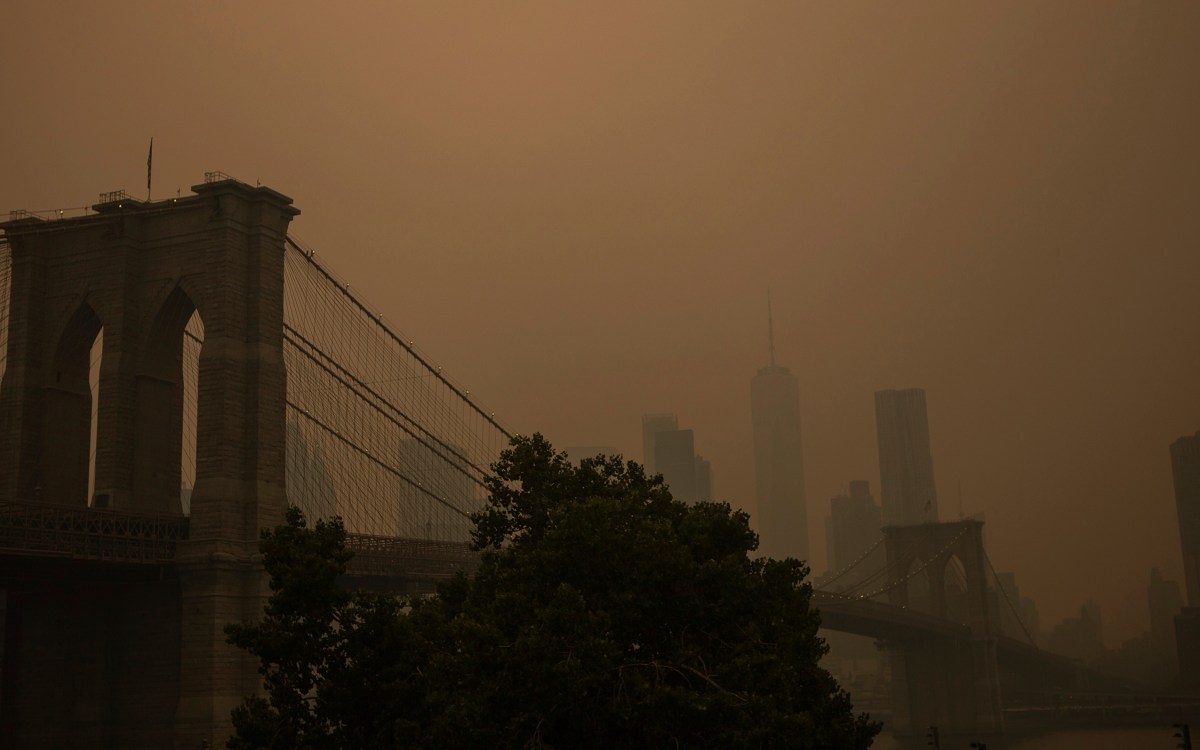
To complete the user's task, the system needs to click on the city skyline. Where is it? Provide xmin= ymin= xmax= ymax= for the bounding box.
xmin=1 ymin=1 xmax=1197 ymax=645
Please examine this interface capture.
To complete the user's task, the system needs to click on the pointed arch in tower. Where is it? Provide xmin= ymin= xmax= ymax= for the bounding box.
xmin=40 ymin=301 xmax=103 ymax=505
xmin=131 ymin=284 xmax=200 ymax=514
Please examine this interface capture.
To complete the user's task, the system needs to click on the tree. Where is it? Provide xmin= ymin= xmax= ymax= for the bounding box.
xmin=227 ymin=434 xmax=880 ymax=749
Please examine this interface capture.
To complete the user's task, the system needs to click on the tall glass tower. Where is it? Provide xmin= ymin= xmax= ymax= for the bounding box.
xmin=874 ymin=388 xmax=938 ymax=526
xmin=750 ymin=297 xmax=808 ymax=562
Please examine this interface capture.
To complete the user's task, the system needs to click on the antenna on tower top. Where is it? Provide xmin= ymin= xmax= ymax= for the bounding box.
xmin=767 ymin=289 xmax=776 ymax=367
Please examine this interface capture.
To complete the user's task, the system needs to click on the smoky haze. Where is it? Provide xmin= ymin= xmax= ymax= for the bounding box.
xmin=1 ymin=1 xmax=1197 ymax=645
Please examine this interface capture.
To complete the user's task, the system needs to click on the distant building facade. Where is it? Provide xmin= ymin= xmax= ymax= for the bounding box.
xmin=1047 ymin=600 xmax=1105 ymax=662
xmin=1147 ymin=567 xmax=1182 ymax=669
xmin=874 ymin=388 xmax=938 ymax=525
xmin=695 ymin=455 xmax=713 ymax=503
xmin=750 ymin=300 xmax=808 ymax=561
xmin=1171 ymin=432 xmax=1200 ymax=685
xmin=286 ymin=415 xmax=337 ymax=522
xmin=641 ymin=413 xmax=678 ymax=474
xmin=397 ymin=437 xmax=473 ymax=540
xmin=827 ymin=480 xmax=881 ymax=573
xmin=1172 ymin=432 xmax=1200 ymax=606
xmin=656 ymin=428 xmax=697 ymax=504
xmin=994 ymin=571 xmax=1041 ymax=645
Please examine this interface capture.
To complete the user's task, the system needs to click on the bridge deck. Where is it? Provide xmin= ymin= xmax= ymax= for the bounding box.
xmin=0 ymin=500 xmax=476 ymax=582
xmin=0 ymin=499 xmax=187 ymax=564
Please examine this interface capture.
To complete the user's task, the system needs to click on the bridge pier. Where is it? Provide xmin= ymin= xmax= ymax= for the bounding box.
xmin=0 ymin=560 xmax=182 ymax=749
xmin=173 ymin=557 xmax=269 ymax=748
xmin=888 ymin=635 xmax=1003 ymax=736
xmin=884 ymin=521 xmax=1004 ymax=736
xmin=0 ymin=178 xmax=298 ymax=749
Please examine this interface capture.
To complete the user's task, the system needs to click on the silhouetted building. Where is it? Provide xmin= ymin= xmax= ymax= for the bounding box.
xmin=695 ymin=455 xmax=713 ymax=503
xmin=397 ymin=438 xmax=473 ymax=540
xmin=1096 ymin=632 xmax=1158 ymax=686
xmin=875 ymin=388 xmax=938 ymax=525
xmin=1172 ymin=432 xmax=1200 ymax=606
xmin=827 ymin=480 xmax=881 ymax=573
xmin=1172 ymin=432 xmax=1200 ymax=686
xmin=1148 ymin=567 xmax=1182 ymax=670
xmin=751 ymin=299 xmax=807 ymax=561
xmin=1018 ymin=595 xmax=1043 ymax=647
xmin=1176 ymin=607 xmax=1200 ymax=688
xmin=641 ymin=413 xmax=678 ymax=474
xmin=1047 ymin=600 xmax=1105 ymax=662
xmin=656 ymin=429 xmax=697 ymax=504
xmin=994 ymin=571 xmax=1040 ymax=644
xmin=286 ymin=415 xmax=336 ymax=520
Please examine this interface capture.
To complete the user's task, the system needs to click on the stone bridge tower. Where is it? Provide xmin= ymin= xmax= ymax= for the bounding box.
xmin=883 ymin=519 xmax=1004 ymax=736
xmin=0 ymin=177 xmax=298 ymax=748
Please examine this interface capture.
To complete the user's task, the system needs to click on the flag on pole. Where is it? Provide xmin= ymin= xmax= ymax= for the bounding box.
xmin=147 ymin=138 xmax=154 ymax=200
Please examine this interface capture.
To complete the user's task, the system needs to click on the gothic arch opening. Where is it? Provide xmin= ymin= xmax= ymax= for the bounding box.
xmin=41 ymin=302 xmax=102 ymax=505
xmin=88 ymin=329 xmax=103 ymax=503
xmin=942 ymin=554 xmax=970 ymax=624
xmin=904 ymin=555 xmax=935 ymax=615
xmin=180 ymin=309 xmax=203 ymax=514
xmin=133 ymin=286 xmax=201 ymax=514
xmin=0 ymin=240 xmax=10 ymax=389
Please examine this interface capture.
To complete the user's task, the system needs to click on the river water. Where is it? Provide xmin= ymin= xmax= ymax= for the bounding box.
xmin=871 ymin=727 xmax=1176 ymax=749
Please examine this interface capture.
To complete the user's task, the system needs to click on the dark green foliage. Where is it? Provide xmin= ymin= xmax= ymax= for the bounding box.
xmin=227 ymin=434 xmax=880 ymax=749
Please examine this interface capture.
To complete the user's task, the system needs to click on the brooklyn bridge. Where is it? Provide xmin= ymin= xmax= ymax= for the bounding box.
xmin=0 ymin=176 xmax=1137 ymax=748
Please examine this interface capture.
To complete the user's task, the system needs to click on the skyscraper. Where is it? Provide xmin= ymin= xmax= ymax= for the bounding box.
xmin=694 ymin=455 xmax=713 ymax=503
xmin=827 ymin=480 xmax=881 ymax=573
xmin=750 ymin=297 xmax=807 ymax=561
xmin=641 ymin=413 xmax=678 ymax=474
xmin=1172 ymin=432 xmax=1200 ymax=606
xmin=874 ymin=388 xmax=938 ymax=525
xmin=397 ymin=437 xmax=473 ymax=540
xmin=1148 ymin=567 xmax=1182 ymax=667
xmin=655 ymin=428 xmax=697 ymax=504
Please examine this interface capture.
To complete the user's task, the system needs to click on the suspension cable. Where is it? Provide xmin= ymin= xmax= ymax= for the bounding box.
xmin=839 ymin=526 xmax=971 ymax=601
xmin=284 ymin=234 xmax=511 ymax=439
xmin=286 ymin=402 xmax=470 ymax=519
xmin=984 ymin=548 xmax=1039 ymax=647
xmin=283 ymin=327 xmax=490 ymax=490
xmin=818 ymin=534 xmax=886 ymax=589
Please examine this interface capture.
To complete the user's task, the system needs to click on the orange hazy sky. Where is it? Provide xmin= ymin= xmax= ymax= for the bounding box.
xmin=2 ymin=1 xmax=1197 ymax=643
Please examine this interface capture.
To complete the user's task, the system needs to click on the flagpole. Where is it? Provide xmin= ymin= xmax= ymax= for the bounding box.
xmin=147 ymin=137 xmax=154 ymax=202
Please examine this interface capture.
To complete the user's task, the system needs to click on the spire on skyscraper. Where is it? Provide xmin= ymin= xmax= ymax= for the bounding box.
xmin=767 ymin=289 xmax=776 ymax=367
xmin=751 ymin=294 xmax=808 ymax=561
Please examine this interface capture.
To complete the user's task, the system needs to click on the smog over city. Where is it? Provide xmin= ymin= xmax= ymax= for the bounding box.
xmin=1 ymin=2 xmax=1198 ymax=747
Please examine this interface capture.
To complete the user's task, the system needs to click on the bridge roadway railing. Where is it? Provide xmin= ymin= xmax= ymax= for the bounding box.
xmin=0 ymin=499 xmax=188 ymax=564
xmin=812 ymin=589 xmax=1141 ymax=696
xmin=344 ymin=532 xmax=478 ymax=580
xmin=811 ymin=590 xmax=972 ymax=641
xmin=0 ymin=499 xmax=477 ymax=583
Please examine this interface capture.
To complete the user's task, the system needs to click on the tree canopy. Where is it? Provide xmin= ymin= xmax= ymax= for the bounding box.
xmin=227 ymin=434 xmax=879 ymax=749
